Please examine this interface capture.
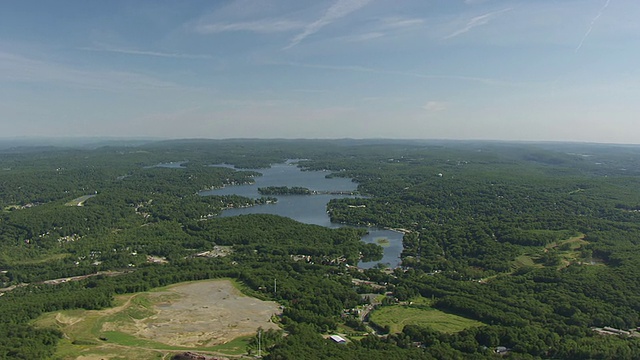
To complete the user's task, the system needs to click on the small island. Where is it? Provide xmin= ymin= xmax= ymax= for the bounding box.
xmin=258 ymin=186 xmax=312 ymax=195
xmin=258 ymin=186 xmax=357 ymax=196
xmin=375 ymin=237 xmax=391 ymax=247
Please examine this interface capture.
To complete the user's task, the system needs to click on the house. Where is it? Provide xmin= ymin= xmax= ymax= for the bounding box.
xmin=330 ymin=335 xmax=347 ymax=344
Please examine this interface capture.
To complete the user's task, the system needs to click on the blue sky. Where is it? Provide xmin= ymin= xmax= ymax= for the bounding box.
xmin=1 ymin=0 xmax=638 ymax=143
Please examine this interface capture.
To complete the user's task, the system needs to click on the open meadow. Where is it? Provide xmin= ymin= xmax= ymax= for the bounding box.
xmin=369 ymin=298 xmax=484 ymax=334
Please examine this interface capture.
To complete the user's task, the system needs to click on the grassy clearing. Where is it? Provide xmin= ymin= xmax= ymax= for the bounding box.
xmin=513 ymin=254 xmax=536 ymax=268
xmin=210 ymin=335 xmax=253 ymax=355
xmin=33 ymin=279 xmax=280 ymax=360
xmin=510 ymin=233 xmax=594 ymax=272
xmin=547 ymin=234 xmax=591 ymax=268
xmin=1 ymin=252 xmax=70 ymax=266
xmin=64 ymin=194 xmax=96 ymax=206
xmin=100 ymin=331 xmax=190 ymax=350
xmin=369 ymin=299 xmax=483 ymax=334
xmin=374 ymin=294 xmax=387 ymax=303
xmin=409 ymin=296 xmax=434 ymax=306
xmin=546 ymin=234 xmax=587 ymax=250
xmin=511 ymin=254 xmax=543 ymax=272
xmin=53 ymin=338 xmax=165 ymax=360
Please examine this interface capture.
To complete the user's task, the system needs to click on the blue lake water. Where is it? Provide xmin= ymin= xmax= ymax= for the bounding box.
xmin=200 ymin=162 xmax=403 ymax=268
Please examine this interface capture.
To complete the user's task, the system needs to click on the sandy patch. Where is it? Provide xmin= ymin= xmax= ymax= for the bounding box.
xmin=77 ymin=355 xmax=117 ymax=360
xmin=55 ymin=313 xmax=83 ymax=326
xmin=132 ymin=280 xmax=281 ymax=347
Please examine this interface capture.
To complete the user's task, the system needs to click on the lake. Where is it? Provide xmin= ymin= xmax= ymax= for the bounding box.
xmin=200 ymin=162 xmax=403 ymax=268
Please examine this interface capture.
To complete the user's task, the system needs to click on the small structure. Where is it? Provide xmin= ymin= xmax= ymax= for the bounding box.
xmin=594 ymin=326 xmax=634 ymax=336
xmin=495 ymin=346 xmax=508 ymax=354
xmin=603 ymin=327 xmax=631 ymax=336
xmin=330 ymin=335 xmax=347 ymax=344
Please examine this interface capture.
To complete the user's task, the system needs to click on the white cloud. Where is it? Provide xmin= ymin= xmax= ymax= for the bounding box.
xmin=575 ymin=0 xmax=611 ymax=52
xmin=0 ymin=52 xmax=179 ymax=92
xmin=379 ymin=17 xmax=424 ymax=29
xmin=285 ymin=0 xmax=373 ymax=49
xmin=195 ymin=19 xmax=304 ymax=34
xmin=342 ymin=32 xmax=385 ymax=42
xmin=445 ymin=7 xmax=512 ymax=39
xmin=81 ymin=46 xmax=214 ymax=59
xmin=423 ymin=101 xmax=448 ymax=112
xmin=339 ymin=16 xmax=424 ymax=42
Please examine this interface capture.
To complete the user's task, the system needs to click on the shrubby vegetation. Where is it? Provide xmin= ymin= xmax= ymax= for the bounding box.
xmin=259 ymin=186 xmax=312 ymax=195
xmin=2 ymin=139 xmax=640 ymax=358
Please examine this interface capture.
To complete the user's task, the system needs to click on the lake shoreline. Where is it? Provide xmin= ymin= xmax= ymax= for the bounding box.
xmin=203 ymin=162 xmax=404 ymax=268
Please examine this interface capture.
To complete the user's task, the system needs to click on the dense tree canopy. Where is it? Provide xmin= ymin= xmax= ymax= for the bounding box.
xmin=2 ymin=139 xmax=640 ymax=358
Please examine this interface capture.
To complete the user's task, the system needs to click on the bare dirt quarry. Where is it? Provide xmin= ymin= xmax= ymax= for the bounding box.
xmin=129 ymin=280 xmax=281 ymax=347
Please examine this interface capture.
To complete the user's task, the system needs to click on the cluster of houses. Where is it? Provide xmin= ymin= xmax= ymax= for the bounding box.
xmin=193 ymin=245 xmax=232 ymax=258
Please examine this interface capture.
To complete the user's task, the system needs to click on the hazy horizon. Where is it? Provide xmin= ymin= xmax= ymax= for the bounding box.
xmin=2 ymin=1 xmax=638 ymax=144
xmin=2 ymin=136 xmax=640 ymax=147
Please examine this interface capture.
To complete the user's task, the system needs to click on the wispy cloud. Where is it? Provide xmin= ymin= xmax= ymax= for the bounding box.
xmin=195 ymin=19 xmax=304 ymax=34
xmin=379 ymin=17 xmax=424 ymax=29
xmin=276 ymin=61 xmax=520 ymax=86
xmin=81 ymin=46 xmax=214 ymax=59
xmin=340 ymin=16 xmax=424 ymax=42
xmin=0 ymin=52 xmax=179 ymax=91
xmin=291 ymin=88 xmax=328 ymax=94
xmin=423 ymin=101 xmax=448 ymax=112
xmin=342 ymin=32 xmax=386 ymax=42
xmin=575 ymin=0 xmax=611 ymax=52
xmin=445 ymin=7 xmax=512 ymax=39
xmin=285 ymin=0 xmax=373 ymax=49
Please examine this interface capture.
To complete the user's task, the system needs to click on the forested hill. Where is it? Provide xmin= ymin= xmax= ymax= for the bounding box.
xmin=1 ymin=139 xmax=640 ymax=359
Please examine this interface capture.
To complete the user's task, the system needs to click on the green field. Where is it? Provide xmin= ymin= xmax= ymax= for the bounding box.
xmin=510 ymin=233 xmax=593 ymax=272
xmin=369 ymin=300 xmax=484 ymax=334
xmin=512 ymin=254 xmax=539 ymax=268
xmin=0 ymin=252 xmax=70 ymax=266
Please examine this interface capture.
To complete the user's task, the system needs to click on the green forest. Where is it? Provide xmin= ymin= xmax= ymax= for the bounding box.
xmin=2 ymin=139 xmax=640 ymax=359
xmin=259 ymin=186 xmax=313 ymax=195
